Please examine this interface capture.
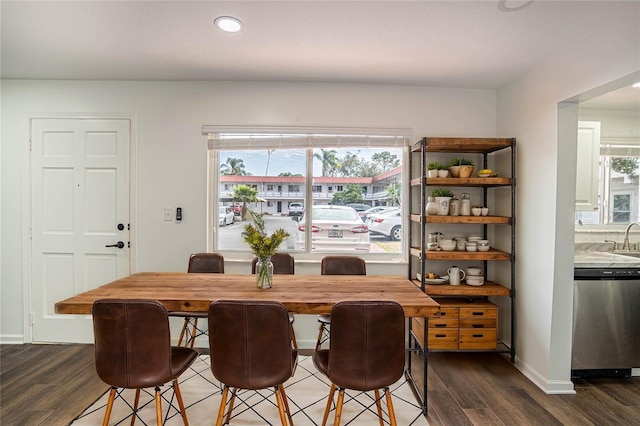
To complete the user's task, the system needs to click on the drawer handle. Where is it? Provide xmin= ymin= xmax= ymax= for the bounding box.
xmin=435 ymin=334 xmax=446 ymax=338
xmin=440 ymin=312 xmax=447 ymax=316
xmin=434 ymin=323 xmax=447 ymax=328
xmin=472 ymin=324 xmax=485 ymax=328
xmin=472 ymin=312 xmax=484 ymax=316
xmin=472 ymin=334 xmax=484 ymax=338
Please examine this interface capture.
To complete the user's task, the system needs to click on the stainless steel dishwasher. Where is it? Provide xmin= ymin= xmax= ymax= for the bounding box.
xmin=572 ymin=267 xmax=640 ymax=377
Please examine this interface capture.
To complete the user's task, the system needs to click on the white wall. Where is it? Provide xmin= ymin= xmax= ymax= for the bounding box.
xmin=1 ymin=81 xmax=497 ymax=344
xmin=497 ymin=5 xmax=640 ymax=393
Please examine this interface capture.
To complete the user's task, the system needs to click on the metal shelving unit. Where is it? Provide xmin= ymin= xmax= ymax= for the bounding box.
xmin=405 ymin=137 xmax=516 ymax=412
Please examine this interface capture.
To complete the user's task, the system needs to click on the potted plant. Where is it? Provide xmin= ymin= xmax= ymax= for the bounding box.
xmin=448 ymin=157 xmax=475 ymax=178
xmin=457 ymin=157 xmax=475 ymax=178
xmin=437 ymin=163 xmax=449 ymax=178
xmin=447 ymin=157 xmax=461 ymax=178
xmin=427 ymin=162 xmax=441 ymax=178
xmin=431 ymin=188 xmax=454 ymax=215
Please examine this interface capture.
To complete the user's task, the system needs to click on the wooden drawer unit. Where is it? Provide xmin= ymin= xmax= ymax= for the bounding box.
xmin=425 ymin=298 xmax=498 ymax=351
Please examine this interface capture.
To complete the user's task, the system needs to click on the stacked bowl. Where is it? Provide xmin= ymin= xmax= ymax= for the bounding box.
xmin=466 ymin=267 xmax=484 ymax=286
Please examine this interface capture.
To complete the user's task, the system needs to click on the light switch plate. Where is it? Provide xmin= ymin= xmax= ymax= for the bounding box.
xmin=164 ymin=208 xmax=173 ymax=221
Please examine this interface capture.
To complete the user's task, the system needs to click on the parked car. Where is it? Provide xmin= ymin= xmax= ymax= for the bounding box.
xmin=288 ymin=202 xmax=304 ymax=217
xmin=230 ymin=204 xmax=243 ymax=215
xmin=219 ymin=206 xmax=235 ymax=226
xmin=359 ymin=206 xmax=396 ymax=221
xmin=293 ymin=205 xmax=370 ymax=252
xmin=346 ymin=203 xmax=370 ymax=212
xmin=367 ymin=208 xmax=402 ymax=241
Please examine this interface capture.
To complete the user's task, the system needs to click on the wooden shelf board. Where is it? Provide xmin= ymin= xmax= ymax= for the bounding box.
xmin=411 ymin=177 xmax=512 ymax=187
xmin=410 ymin=214 xmax=511 ymax=225
xmin=426 ymin=215 xmax=511 ymax=224
xmin=421 ymin=248 xmax=511 ymax=261
xmin=412 ymin=137 xmax=513 ymax=153
xmin=426 ymin=177 xmax=511 ymax=186
xmin=423 ymin=281 xmax=510 ymax=297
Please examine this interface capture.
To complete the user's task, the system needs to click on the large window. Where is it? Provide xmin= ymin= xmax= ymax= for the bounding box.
xmin=205 ymin=128 xmax=409 ymax=259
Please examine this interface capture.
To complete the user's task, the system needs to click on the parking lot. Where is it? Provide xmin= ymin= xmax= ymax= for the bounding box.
xmin=218 ymin=214 xmax=400 ymax=253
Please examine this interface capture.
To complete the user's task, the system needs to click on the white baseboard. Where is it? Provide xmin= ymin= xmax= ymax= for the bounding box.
xmin=0 ymin=334 xmax=25 ymax=344
xmin=515 ymin=357 xmax=576 ymax=394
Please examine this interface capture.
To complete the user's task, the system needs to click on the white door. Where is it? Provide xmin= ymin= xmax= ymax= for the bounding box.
xmin=31 ymin=118 xmax=130 ymax=343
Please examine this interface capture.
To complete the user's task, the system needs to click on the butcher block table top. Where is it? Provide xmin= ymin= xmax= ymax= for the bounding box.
xmin=54 ymin=272 xmax=440 ymax=317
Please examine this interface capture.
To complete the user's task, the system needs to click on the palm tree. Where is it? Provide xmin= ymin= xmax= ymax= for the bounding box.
xmin=313 ymin=148 xmax=340 ymax=177
xmin=221 ymin=157 xmax=250 ymax=176
xmin=232 ymin=184 xmax=258 ymax=220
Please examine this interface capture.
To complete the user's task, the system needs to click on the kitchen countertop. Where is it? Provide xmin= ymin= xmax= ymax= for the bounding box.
xmin=574 ymin=251 xmax=640 ymax=268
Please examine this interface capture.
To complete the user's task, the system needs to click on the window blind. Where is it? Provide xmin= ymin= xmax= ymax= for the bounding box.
xmin=203 ymin=125 xmax=413 ymax=150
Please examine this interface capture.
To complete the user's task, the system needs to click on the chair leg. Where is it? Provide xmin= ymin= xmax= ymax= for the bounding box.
xmin=374 ymin=389 xmax=384 ymax=426
xmin=384 ymin=388 xmax=398 ymax=426
xmin=215 ymin=386 xmax=229 ymax=426
xmin=177 ymin=317 xmax=190 ymax=347
xmin=188 ymin=318 xmax=198 ymax=348
xmin=333 ymin=388 xmax=345 ymax=426
xmin=102 ymin=387 xmax=117 ymax=426
xmin=173 ymin=379 xmax=189 ymax=426
xmin=274 ymin=386 xmax=290 ymax=426
xmin=154 ymin=386 xmax=162 ymax=426
xmin=130 ymin=389 xmax=141 ymax=426
xmin=321 ymin=384 xmax=336 ymax=426
xmin=279 ymin=384 xmax=294 ymax=425
xmin=225 ymin=388 xmax=238 ymax=425
xmin=315 ymin=323 xmax=329 ymax=351
xmin=290 ymin=325 xmax=298 ymax=350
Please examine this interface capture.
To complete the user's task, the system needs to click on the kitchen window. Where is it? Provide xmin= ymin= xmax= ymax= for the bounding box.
xmin=575 ymin=152 xmax=639 ymax=225
xmin=204 ymin=126 xmax=410 ymax=261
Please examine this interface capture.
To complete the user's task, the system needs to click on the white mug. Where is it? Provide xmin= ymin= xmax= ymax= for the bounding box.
xmin=447 ymin=266 xmax=466 ymax=285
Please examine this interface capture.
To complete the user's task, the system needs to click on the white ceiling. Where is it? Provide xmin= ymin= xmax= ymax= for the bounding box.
xmin=1 ymin=1 xmax=638 ymax=108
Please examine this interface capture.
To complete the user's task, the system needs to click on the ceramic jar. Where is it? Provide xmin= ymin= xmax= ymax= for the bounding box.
xmin=460 ymin=193 xmax=471 ymax=216
xmin=426 ymin=196 xmax=440 ymax=215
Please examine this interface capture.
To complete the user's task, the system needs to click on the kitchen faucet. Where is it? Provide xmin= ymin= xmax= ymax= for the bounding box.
xmin=622 ymin=222 xmax=640 ymax=251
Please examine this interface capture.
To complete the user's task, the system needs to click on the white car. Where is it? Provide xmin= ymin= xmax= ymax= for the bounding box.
xmin=219 ymin=206 xmax=235 ymax=226
xmin=359 ymin=206 xmax=396 ymax=221
xmin=367 ymin=209 xmax=402 ymax=241
xmin=293 ymin=205 xmax=370 ymax=252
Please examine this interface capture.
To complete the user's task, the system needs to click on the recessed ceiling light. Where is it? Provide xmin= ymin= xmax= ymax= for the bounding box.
xmin=214 ymin=16 xmax=242 ymax=33
xmin=633 ymin=82 xmax=640 ymax=88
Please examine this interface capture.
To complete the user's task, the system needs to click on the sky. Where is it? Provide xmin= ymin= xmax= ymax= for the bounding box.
xmin=220 ymin=147 xmax=401 ymax=177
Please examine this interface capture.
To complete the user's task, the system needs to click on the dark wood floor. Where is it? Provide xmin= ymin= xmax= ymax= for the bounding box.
xmin=1 ymin=344 xmax=639 ymax=425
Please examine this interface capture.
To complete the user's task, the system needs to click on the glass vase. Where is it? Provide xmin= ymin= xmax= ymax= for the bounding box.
xmin=255 ymin=256 xmax=274 ymax=289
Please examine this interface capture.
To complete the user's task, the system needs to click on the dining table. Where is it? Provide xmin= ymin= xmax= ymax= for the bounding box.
xmin=54 ymin=272 xmax=439 ymax=414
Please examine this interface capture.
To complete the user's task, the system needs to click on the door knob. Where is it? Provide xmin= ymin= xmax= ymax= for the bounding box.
xmin=105 ymin=241 xmax=125 ymax=249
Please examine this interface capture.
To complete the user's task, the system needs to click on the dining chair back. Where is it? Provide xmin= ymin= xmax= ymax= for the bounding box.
xmin=251 ymin=252 xmax=298 ymax=348
xmin=251 ymin=252 xmax=295 ymax=274
xmin=170 ymin=252 xmax=225 ymax=348
xmin=320 ymin=255 xmax=366 ymax=275
xmin=93 ymin=299 xmax=198 ymax=426
xmin=188 ymin=252 xmax=225 ymax=273
xmin=313 ymin=300 xmax=405 ymax=426
xmin=316 ymin=255 xmax=367 ymax=350
xmin=208 ymin=300 xmax=297 ymax=426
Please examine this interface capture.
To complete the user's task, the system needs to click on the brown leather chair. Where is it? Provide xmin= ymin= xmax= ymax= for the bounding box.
xmin=316 ymin=256 xmax=367 ymax=350
xmin=313 ymin=301 xmax=405 ymax=426
xmin=93 ymin=299 xmax=198 ymax=426
xmin=251 ymin=253 xmax=298 ymax=349
xmin=169 ymin=253 xmax=224 ymax=348
xmin=208 ymin=300 xmax=297 ymax=426
xmin=251 ymin=252 xmax=295 ymax=275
